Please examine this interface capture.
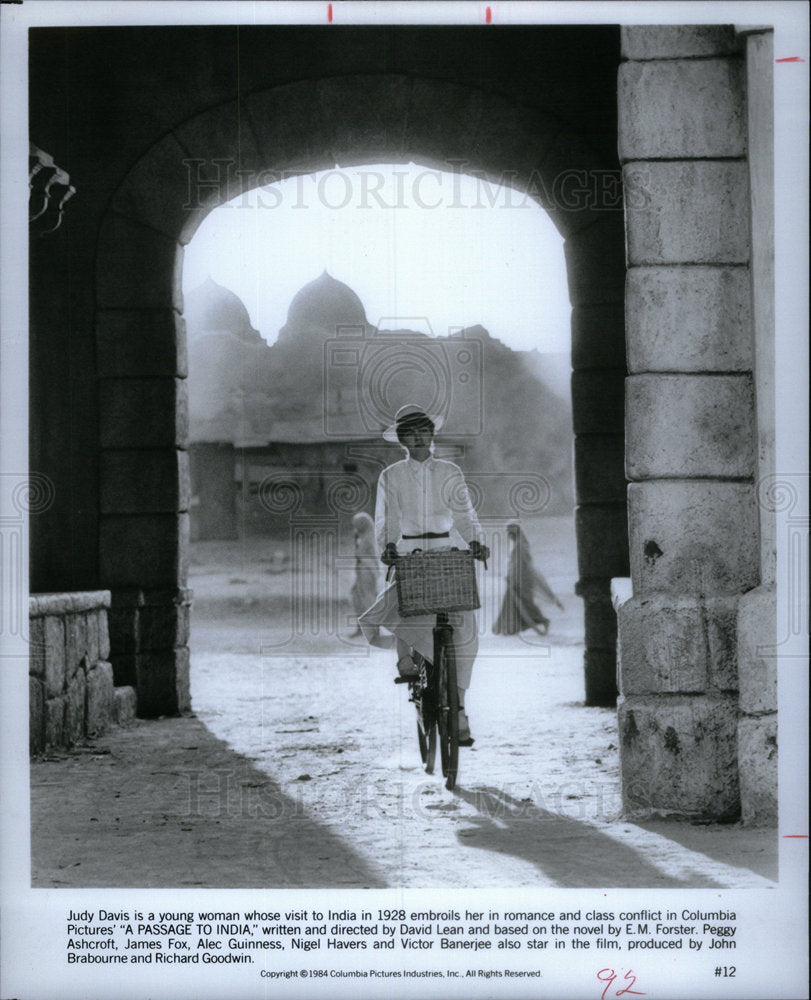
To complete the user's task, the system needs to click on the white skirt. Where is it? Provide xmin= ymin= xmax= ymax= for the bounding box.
xmin=358 ymin=537 xmax=479 ymax=689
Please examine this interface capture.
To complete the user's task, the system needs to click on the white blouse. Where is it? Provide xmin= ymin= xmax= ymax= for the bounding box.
xmin=374 ymin=456 xmax=483 ymax=550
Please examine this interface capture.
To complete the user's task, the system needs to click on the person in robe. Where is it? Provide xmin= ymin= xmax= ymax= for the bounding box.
xmin=349 ymin=512 xmax=383 ymax=638
xmin=493 ymin=522 xmax=563 ymax=637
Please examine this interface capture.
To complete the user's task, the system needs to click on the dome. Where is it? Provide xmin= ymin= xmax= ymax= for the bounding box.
xmin=278 ymin=271 xmax=368 ymax=342
xmin=184 ymin=277 xmax=256 ymax=337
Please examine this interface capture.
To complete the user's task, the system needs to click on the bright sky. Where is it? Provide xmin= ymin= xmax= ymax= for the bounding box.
xmin=182 ymin=163 xmax=571 ymax=352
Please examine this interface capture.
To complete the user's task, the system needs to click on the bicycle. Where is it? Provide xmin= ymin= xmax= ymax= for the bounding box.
xmin=391 ymin=547 xmax=482 ymax=792
xmin=395 ymin=611 xmax=460 ymax=789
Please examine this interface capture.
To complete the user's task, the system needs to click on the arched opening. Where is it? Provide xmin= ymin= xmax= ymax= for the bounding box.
xmin=94 ymin=75 xmax=628 ymax=724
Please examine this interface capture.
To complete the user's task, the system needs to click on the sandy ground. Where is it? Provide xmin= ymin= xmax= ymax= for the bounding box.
xmin=30 ymin=516 xmax=777 ymax=888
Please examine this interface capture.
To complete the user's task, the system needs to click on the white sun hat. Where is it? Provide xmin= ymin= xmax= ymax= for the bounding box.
xmin=382 ymin=403 xmax=445 ymax=442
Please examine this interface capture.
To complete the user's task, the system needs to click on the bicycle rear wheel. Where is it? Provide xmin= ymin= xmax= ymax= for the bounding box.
xmin=435 ymin=628 xmax=459 ymax=790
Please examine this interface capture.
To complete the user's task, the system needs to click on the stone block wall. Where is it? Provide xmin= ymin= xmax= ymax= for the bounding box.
xmin=29 ymin=591 xmax=136 ymax=755
xmin=617 ymin=26 xmax=771 ymax=821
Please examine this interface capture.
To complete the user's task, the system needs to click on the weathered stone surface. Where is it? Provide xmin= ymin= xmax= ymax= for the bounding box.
xmin=100 ymin=514 xmax=189 ymax=589
xmin=571 ymin=304 xmax=626 ymax=371
xmin=737 ymin=585 xmax=778 ymax=714
xmin=618 ymin=694 xmax=740 ymax=819
xmin=628 ymin=481 xmax=759 ymax=595
xmin=29 ymin=616 xmax=46 ymax=678
xmin=618 ymin=595 xmax=739 ymax=695
xmin=246 ymin=80 xmax=329 ymax=176
xmin=625 ymin=161 xmax=750 ymax=265
xmin=98 ymin=611 xmax=111 ymax=660
xmin=96 ymin=214 xmax=183 ymax=311
xmin=97 ymin=310 xmax=187 ymax=379
xmin=619 ymin=59 xmax=745 ymax=160
xmin=114 ymin=686 xmax=138 ymax=725
xmin=29 ymin=677 xmax=45 ymax=755
xmin=45 ymin=696 xmax=66 ymax=747
xmin=84 ymin=612 xmax=100 ymax=664
xmin=626 ymin=266 xmax=752 ymax=373
xmin=576 ymin=504 xmax=630 ymax=580
xmin=99 ymin=378 xmax=188 ymax=449
xmin=737 ymin=715 xmax=778 ymax=826
xmin=101 ymin=449 xmax=190 ymax=514
xmin=564 ymin=217 xmax=626 ymax=306
xmin=64 ymin=614 xmax=89 ymax=680
xmin=139 ymin=603 xmax=191 ymax=651
xmin=173 ymin=97 xmax=266 ymax=244
xmin=111 ymin=131 xmax=194 ymax=240
xmin=574 ymin=434 xmax=626 ymax=504
xmin=65 ymin=666 xmax=88 ymax=745
xmin=571 ymin=370 xmax=625 ymax=435
xmin=584 ymin=649 xmax=618 ymax=707
xmin=626 ymin=374 xmax=755 ymax=478
xmin=137 ymin=648 xmax=191 ymax=717
xmin=532 ymin=132 xmax=623 ymax=238
xmin=43 ymin=616 xmax=65 ymax=698
xmin=86 ymin=662 xmax=115 ymax=736
xmin=621 ymin=26 xmax=741 ymax=60
xmin=406 ymin=78 xmax=485 ymax=169
xmin=29 ymin=591 xmax=110 ymax=616
xmin=318 ymin=74 xmax=413 ymax=166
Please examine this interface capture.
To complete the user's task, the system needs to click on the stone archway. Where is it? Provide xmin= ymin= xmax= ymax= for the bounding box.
xmin=95 ymin=74 xmax=628 ymax=720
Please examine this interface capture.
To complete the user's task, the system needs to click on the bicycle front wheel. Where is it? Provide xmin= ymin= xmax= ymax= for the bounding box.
xmin=435 ymin=628 xmax=459 ymax=790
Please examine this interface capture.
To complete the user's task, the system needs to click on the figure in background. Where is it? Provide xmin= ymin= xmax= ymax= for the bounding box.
xmin=350 ymin=512 xmax=387 ymax=641
xmin=493 ymin=522 xmax=563 ymax=637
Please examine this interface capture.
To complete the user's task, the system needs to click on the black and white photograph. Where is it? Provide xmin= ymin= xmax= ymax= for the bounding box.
xmin=1 ymin=2 xmax=808 ymax=998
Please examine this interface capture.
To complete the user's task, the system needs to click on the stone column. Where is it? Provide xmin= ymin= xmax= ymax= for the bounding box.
xmin=96 ymin=241 xmax=191 ymax=717
xmin=567 ymin=219 xmax=629 ymax=707
xmin=617 ymin=26 xmax=758 ymax=819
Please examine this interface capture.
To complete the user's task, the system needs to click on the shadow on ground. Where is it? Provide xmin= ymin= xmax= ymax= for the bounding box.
xmin=452 ymin=786 xmax=774 ymax=888
xmin=30 ymin=715 xmax=386 ymax=888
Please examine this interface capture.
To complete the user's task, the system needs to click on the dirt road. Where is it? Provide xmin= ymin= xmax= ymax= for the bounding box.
xmin=30 ymin=518 xmax=777 ymax=888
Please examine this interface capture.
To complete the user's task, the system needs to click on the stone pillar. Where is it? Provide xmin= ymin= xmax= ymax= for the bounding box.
xmin=96 ymin=258 xmax=191 ymax=716
xmin=618 ymin=26 xmax=759 ymax=819
xmin=736 ymin=27 xmax=777 ymax=825
xmin=568 ymin=220 xmax=629 ymax=707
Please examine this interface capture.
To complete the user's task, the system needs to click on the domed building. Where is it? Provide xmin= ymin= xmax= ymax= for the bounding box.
xmin=184 ymin=276 xmax=265 ymax=346
xmin=186 ymin=274 xmax=394 ymax=540
xmin=276 ymin=270 xmax=371 ymax=343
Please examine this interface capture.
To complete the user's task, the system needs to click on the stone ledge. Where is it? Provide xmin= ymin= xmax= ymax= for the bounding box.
xmin=611 ymin=577 xmax=633 ymax=612
xmin=30 ymin=591 xmax=111 ymax=617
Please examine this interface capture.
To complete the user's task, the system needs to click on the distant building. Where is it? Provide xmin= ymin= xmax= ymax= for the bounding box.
xmin=185 ymin=274 xmax=396 ymax=539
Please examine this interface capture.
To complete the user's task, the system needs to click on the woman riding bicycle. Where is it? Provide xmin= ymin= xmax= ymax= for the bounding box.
xmin=358 ymin=403 xmax=489 ymax=745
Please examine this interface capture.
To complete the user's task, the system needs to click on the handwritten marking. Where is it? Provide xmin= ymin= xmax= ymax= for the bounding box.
xmin=598 ymin=969 xmax=646 ymax=1000
xmin=776 ymin=56 xmax=804 ymax=62
xmin=327 ymin=3 xmax=333 ymax=23
xmin=783 ymin=834 xmax=808 ymax=837
xmin=486 ymin=6 xmax=492 ymax=24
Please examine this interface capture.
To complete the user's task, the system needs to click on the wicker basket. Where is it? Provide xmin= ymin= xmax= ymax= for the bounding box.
xmin=394 ymin=548 xmax=480 ymax=617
